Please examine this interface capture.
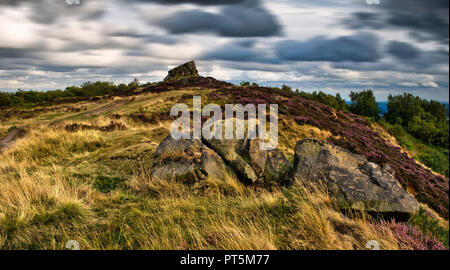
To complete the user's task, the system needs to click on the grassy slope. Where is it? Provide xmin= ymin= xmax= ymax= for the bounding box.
xmin=0 ymin=87 xmax=447 ymax=250
xmin=379 ymin=121 xmax=449 ymax=178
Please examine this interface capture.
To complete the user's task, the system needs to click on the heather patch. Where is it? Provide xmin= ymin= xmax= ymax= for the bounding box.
xmin=376 ymin=220 xmax=446 ymax=250
xmin=206 ymin=86 xmax=449 ymax=219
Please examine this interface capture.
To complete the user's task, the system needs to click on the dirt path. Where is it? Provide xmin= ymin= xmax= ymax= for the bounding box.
xmin=1 ymin=99 xmax=131 ymax=153
xmin=0 ymin=127 xmax=26 ymax=153
xmin=47 ymin=99 xmax=131 ymax=127
xmin=83 ymin=99 xmax=129 ymax=117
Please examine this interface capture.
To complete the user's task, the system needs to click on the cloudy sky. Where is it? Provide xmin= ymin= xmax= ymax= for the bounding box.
xmin=0 ymin=0 xmax=448 ymax=101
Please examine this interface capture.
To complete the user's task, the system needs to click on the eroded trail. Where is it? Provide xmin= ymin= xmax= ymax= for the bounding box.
xmin=83 ymin=99 xmax=130 ymax=117
xmin=1 ymin=99 xmax=131 ymax=153
xmin=0 ymin=127 xmax=26 ymax=153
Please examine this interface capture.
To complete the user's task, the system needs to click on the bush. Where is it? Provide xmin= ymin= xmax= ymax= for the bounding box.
xmin=409 ymin=208 xmax=449 ymax=248
xmin=0 ymin=92 xmax=13 ymax=107
xmin=385 ymin=93 xmax=448 ymax=148
xmin=0 ymin=79 xmax=139 ymax=108
xmin=380 ymin=121 xmax=449 ymax=177
xmin=349 ymin=90 xmax=381 ymax=119
xmin=296 ymin=91 xmax=348 ymax=111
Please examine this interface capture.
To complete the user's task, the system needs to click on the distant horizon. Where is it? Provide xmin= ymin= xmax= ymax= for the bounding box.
xmin=1 ymin=79 xmax=449 ymax=104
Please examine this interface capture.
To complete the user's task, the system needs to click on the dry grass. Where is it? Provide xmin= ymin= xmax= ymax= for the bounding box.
xmin=0 ymin=90 xmax=417 ymax=250
xmin=278 ymin=119 xmax=334 ymax=160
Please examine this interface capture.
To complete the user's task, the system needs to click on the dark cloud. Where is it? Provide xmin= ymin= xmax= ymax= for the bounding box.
xmin=151 ymin=0 xmax=280 ymax=37
xmin=0 ymin=0 xmax=104 ymax=24
xmin=387 ymin=41 xmax=420 ymax=60
xmin=346 ymin=0 xmax=449 ymax=44
xmin=0 ymin=47 xmax=33 ymax=58
xmin=201 ymin=40 xmax=279 ymax=63
xmin=344 ymin=12 xmax=384 ymax=29
xmin=332 ymin=49 xmax=448 ymax=74
xmin=276 ymin=33 xmax=381 ymax=62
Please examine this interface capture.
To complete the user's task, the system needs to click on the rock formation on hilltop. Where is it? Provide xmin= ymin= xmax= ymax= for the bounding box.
xmin=164 ymin=61 xmax=199 ymax=82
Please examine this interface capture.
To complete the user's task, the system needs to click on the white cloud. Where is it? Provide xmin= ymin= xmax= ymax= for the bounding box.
xmin=0 ymin=7 xmax=41 ymax=48
xmin=421 ymin=81 xmax=439 ymax=88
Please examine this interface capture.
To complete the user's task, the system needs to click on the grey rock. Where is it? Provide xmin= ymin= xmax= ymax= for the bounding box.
xmin=152 ymin=135 xmax=229 ymax=182
xmin=152 ymin=118 xmax=290 ymax=185
xmin=293 ymin=138 xmax=420 ymax=218
xmin=164 ymin=61 xmax=199 ymax=82
xmin=203 ymin=118 xmax=290 ymax=184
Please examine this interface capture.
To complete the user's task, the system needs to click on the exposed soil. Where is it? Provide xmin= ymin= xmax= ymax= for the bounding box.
xmin=0 ymin=127 xmax=26 ymax=153
xmin=83 ymin=99 xmax=130 ymax=117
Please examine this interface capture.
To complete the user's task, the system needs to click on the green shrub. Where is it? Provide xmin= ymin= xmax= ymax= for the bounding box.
xmin=384 ymin=93 xmax=448 ymax=148
xmin=409 ymin=208 xmax=449 ymax=249
xmin=349 ymin=90 xmax=381 ymax=119
xmin=380 ymin=121 xmax=449 ymax=177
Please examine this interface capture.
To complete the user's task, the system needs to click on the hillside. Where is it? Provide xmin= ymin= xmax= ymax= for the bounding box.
xmin=0 ymin=64 xmax=448 ymax=250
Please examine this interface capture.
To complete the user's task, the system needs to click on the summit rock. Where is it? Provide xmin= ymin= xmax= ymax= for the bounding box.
xmin=164 ymin=61 xmax=199 ymax=82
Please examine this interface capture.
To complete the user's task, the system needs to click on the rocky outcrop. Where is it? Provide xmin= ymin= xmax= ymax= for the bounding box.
xmin=292 ymin=139 xmax=420 ymax=219
xmin=152 ymin=118 xmax=290 ymax=185
xmin=164 ymin=61 xmax=199 ymax=82
xmin=151 ymin=135 xmax=229 ymax=182
xmin=203 ymin=119 xmax=290 ymax=185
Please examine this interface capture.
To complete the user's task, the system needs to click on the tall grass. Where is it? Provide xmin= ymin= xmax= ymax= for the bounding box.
xmin=0 ymin=92 xmax=444 ymax=250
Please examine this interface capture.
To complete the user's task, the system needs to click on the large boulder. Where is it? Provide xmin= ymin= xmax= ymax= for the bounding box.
xmin=152 ymin=135 xmax=229 ymax=182
xmin=293 ymin=139 xmax=420 ymax=219
xmin=164 ymin=61 xmax=199 ymax=82
xmin=152 ymin=118 xmax=290 ymax=185
xmin=203 ymin=118 xmax=290 ymax=185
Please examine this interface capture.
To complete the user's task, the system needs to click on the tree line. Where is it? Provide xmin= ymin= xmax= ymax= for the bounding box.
xmin=272 ymin=84 xmax=448 ymax=149
xmin=0 ymin=79 xmax=141 ymax=107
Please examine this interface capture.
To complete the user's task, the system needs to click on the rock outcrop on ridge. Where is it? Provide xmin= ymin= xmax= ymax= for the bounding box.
xmin=164 ymin=61 xmax=199 ymax=82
